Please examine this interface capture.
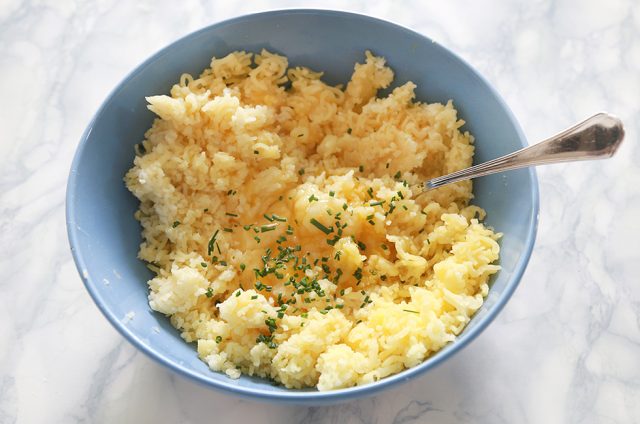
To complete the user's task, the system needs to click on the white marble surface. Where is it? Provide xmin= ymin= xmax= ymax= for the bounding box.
xmin=1 ymin=0 xmax=639 ymax=422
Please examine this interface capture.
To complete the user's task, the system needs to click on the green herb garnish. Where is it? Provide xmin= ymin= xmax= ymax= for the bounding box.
xmin=310 ymin=218 xmax=333 ymax=235
xmin=260 ymin=224 xmax=277 ymax=232
xmin=271 ymin=214 xmax=287 ymax=222
xmin=207 ymin=230 xmax=220 ymax=256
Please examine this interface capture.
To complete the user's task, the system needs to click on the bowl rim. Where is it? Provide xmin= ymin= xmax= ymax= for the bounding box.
xmin=66 ymin=8 xmax=540 ymax=404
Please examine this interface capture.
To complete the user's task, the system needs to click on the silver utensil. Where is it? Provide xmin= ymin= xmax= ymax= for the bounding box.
xmin=422 ymin=112 xmax=625 ymax=191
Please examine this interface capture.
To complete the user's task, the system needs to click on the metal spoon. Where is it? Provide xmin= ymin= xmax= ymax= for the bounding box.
xmin=422 ymin=112 xmax=625 ymax=191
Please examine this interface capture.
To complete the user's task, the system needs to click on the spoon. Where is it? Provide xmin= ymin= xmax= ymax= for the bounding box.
xmin=422 ymin=112 xmax=625 ymax=191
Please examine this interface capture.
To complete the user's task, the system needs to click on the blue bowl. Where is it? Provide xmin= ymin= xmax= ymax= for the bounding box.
xmin=66 ymin=9 xmax=538 ymax=405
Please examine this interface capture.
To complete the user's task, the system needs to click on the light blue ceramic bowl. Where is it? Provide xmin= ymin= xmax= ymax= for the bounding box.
xmin=66 ymin=9 xmax=538 ymax=405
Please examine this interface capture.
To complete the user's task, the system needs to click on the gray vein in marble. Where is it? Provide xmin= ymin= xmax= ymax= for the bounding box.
xmin=1 ymin=0 xmax=639 ymax=423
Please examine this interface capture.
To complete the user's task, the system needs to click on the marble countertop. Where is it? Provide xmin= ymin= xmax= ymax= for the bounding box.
xmin=1 ymin=0 xmax=639 ymax=423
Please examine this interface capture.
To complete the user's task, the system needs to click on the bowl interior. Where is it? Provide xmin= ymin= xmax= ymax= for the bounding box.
xmin=67 ymin=10 xmax=538 ymax=403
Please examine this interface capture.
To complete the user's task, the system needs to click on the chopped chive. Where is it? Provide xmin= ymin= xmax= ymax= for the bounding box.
xmin=370 ymin=200 xmax=385 ymax=207
xmin=240 ymin=263 xmax=246 ymax=271
xmin=205 ymin=288 xmax=214 ymax=298
xmin=356 ymin=240 xmax=366 ymax=251
xmin=381 ymin=244 xmax=388 ymax=250
xmin=329 ymin=191 xmax=335 ymax=197
xmin=223 ymin=227 xmax=233 ymax=233
xmin=254 ymin=150 xmax=259 ymax=154
xmin=342 ymin=203 xmax=348 ymax=211
xmin=308 ymin=194 xmax=318 ymax=202
xmin=204 ymin=208 xmax=209 ymax=212
xmin=265 ymin=317 xmax=277 ymax=333
xmin=219 ymin=261 xmax=228 ymax=266
xmin=271 ymin=214 xmax=287 ymax=222
xmin=254 ymin=236 xmax=261 ymax=243
xmin=310 ymin=218 xmax=333 ymax=235
xmin=235 ymin=290 xmax=241 ymax=297
xmin=388 ymin=203 xmax=396 ymax=215
xmin=207 ymin=230 xmax=220 ymax=256
xmin=402 ymin=205 xmax=408 ymax=210
xmin=326 ymin=236 xmax=340 ymax=246
xmin=359 ymin=165 xmax=364 ymax=172
xmin=298 ymin=168 xmax=305 ymax=175
xmin=394 ymin=171 xmax=402 ymax=179
xmin=403 ymin=309 xmax=419 ymax=314
xmin=243 ymin=224 xmax=252 ymax=231
xmin=226 ymin=212 xmax=238 ymax=217
xmin=385 ymin=163 xmax=390 ymax=169
xmin=353 ymin=267 xmax=363 ymax=280
xmin=263 ymin=214 xmax=274 ymax=222
xmin=397 ymin=191 xmax=404 ymax=200
xmin=261 ymin=224 xmax=277 ymax=232
xmin=347 ymin=128 xmax=352 ymax=134
xmin=251 ymin=295 xmax=258 ymax=300
xmin=201 ymin=262 xmax=208 ymax=267
xmin=215 ymin=336 xmax=222 ymax=343
xmin=172 ymin=221 xmax=180 ymax=228
xmin=367 ymin=187 xmax=374 ymax=198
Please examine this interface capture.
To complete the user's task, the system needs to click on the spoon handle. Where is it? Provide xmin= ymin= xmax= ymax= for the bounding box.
xmin=423 ymin=112 xmax=625 ymax=190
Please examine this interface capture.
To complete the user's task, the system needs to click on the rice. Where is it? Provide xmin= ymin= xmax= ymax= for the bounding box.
xmin=124 ymin=50 xmax=501 ymax=390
